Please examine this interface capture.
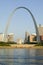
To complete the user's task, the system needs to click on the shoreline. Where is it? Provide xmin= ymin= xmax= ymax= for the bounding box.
xmin=0 ymin=44 xmax=43 ymax=49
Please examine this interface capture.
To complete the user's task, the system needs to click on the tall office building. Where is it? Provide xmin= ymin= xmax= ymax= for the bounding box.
xmin=24 ymin=32 xmax=30 ymax=43
xmin=38 ymin=24 xmax=43 ymax=35
xmin=38 ymin=24 xmax=43 ymax=41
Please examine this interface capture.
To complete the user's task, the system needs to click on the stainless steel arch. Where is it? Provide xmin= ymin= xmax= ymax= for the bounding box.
xmin=4 ymin=6 xmax=40 ymax=42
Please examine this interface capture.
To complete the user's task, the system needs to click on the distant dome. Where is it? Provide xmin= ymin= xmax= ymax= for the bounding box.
xmin=9 ymin=33 xmax=14 ymax=35
xmin=32 ymin=33 xmax=36 ymax=35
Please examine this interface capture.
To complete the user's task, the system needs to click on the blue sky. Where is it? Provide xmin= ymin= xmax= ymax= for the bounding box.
xmin=0 ymin=0 xmax=43 ymax=41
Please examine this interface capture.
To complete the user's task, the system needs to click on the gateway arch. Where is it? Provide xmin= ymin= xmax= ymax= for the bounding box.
xmin=4 ymin=6 xmax=40 ymax=42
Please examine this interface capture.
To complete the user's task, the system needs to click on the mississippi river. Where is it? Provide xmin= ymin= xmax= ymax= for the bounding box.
xmin=0 ymin=48 xmax=43 ymax=65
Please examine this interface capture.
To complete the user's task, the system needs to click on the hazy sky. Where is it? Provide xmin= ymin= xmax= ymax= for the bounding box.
xmin=0 ymin=0 xmax=43 ymax=41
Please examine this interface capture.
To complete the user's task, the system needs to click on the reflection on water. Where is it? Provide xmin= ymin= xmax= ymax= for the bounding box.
xmin=0 ymin=48 xmax=43 ymax=65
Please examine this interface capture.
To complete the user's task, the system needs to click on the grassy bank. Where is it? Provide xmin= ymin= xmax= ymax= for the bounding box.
xmin=0 ymin=42 xmax=43 ymax=47
xmin=0 ymin=42 xmax=10 ymax=46
xmin=35 ymin=42 xmax=43 ymax=46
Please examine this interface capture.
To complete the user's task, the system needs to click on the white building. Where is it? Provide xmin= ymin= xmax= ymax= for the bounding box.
xmin=0 ymin=33 xmax=14 ymax=42
xmin=0 ymin=33 xmax=4 ymax=42
xmin=17 ymin=38 xmax=22 ymax=44
xmin=7 ymin=33 xmax=14 ymax=42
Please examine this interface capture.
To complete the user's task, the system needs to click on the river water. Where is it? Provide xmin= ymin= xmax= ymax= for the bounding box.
xmin=0 ymin=48 xmax=43 ymax=65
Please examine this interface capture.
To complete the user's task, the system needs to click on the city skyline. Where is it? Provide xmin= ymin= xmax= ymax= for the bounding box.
xmin=0 ymin=0 xmax=43 ymax=40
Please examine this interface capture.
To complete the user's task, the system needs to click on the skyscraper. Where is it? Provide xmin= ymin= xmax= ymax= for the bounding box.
xmin=24 ymin=32 xmax=30 ymax=43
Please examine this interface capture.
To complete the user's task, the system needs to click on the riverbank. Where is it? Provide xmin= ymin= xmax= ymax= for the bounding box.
xmin=0 ymin=44 xmax=43 ymax=49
